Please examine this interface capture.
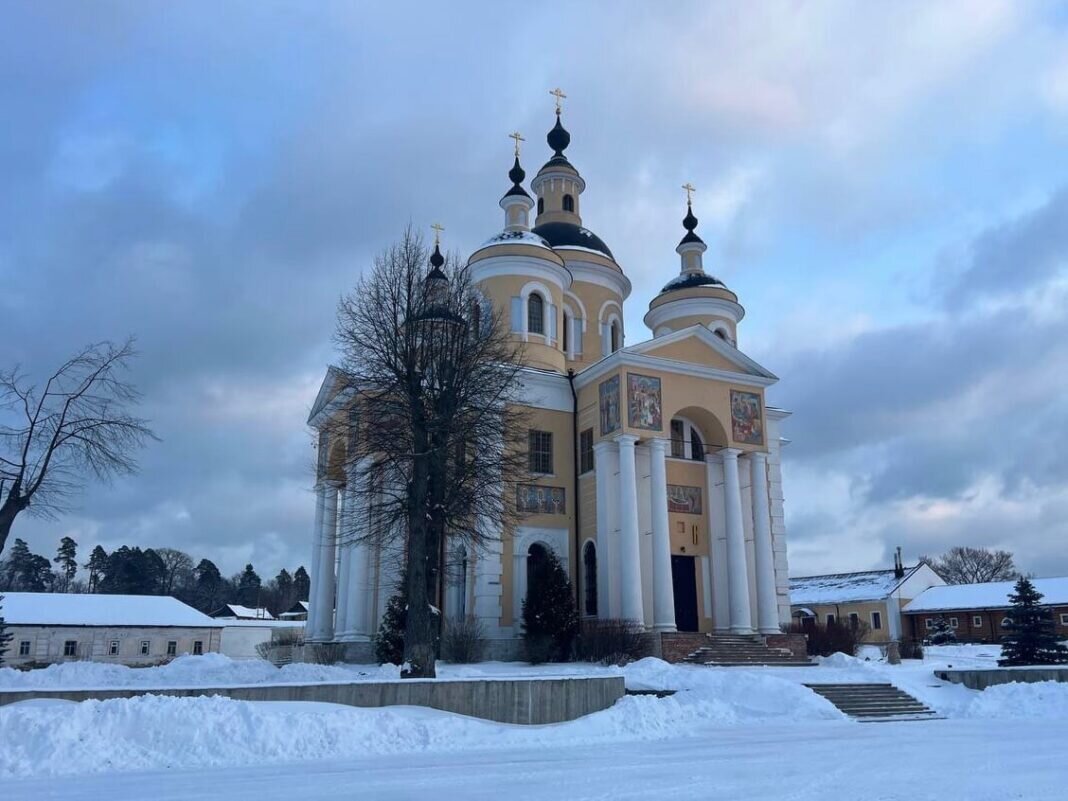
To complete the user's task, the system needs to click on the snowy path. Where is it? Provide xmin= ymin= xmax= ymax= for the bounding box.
xmin=10 ymin=719 xmax=1068 ymax=801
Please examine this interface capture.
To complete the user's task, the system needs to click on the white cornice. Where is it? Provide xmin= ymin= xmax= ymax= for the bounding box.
xmin=469 ymin=255 xmax=573 ymax=292
xmin=627 ymin=325 xmax=777 ymax=381
xmin=307 ymin=366 xmax=356 ymax=429
xmin=566 ymin=260 xmax=632 ymax=300
xmin=573 ymin=348 xmax=776 ymax=390
xmin=643 ymin=296 xmax=745 ymax=330
xmin=516 ymin=367 xmax=572 ymax=412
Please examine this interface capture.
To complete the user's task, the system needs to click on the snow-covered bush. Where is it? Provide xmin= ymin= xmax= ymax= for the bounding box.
xmin=575 ymin=618 xmax=647 ymax=665
xmin=928 ymin=616 xmax=957 ymax=646
xmin=441 ymin=616 xmax=486 ymax=664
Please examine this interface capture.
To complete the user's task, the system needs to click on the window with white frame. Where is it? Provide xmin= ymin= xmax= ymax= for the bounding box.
xmin=949 ymin=617 xmax=959 ymax=628
xmin=140 ymin=640 xmax=151 ymax=656
xmin=527 ymin=292 xmax=545 ymax=335
xmin=925 ymin=618 xmax=934 ymax=629
xmin=1060 ymin=613 xmax=1068 ymax=626
xmin=870 ymin=611 xmax=882 ymax=630
xmin=972 ymin=615 xmax=983 ymax=627
xmin=528 ymin=430 xmax=553 ymax=475
xmin=18 ymin=640 xmax=30 ymax=657
xmin=63 ymin=640 xmax=77 ymax=657
xmin=109 ymin=640 xmax=120 ymax=656
xmin=1001 ymin=617 xmax=1012 ymax=628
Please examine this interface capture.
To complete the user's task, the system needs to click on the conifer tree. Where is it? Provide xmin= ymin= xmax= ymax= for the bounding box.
xmin=928 ymin=615 xmax=957 ymax=645
xmin=999 ymin=578 xmax=1068 ymax=666
xmin=374 ymin=593 xmax=407 ymax=665
xmin=521 ymin=548 xmax=578 ymax=663
xmin=236 ymin=564 xmax=262 ymax=609
xmin=293 ymin=566 xmax=311 ymax=602
xmin=0 ymin=594 xmax=11 ymax=666
xmin=85 ymin=545 xmax=108 ymax=593
xmin=54 ymin=537 xmax=78 ymax=592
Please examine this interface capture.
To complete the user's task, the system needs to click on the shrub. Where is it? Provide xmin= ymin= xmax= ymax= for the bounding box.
xmin=309 ymin=642 xmax=345 ymax=665
xmin=789 ymin=619 xmax=869 ymax=657
xmin=522 ymin=549 xmax=578 ymax=664
xmin=575 ymin=618 xmax=648 ymax=665
xmin=928 ymin=616 xmax=958 ymax=646
xmin=899 ymin=639 xmax=924 ymax=660
xmin=441 ymin=616 xmax=486 ymax=664
xmin=999 ymin=577 xmax=1068 ymax=666
xmin=374 ymin=593 xmax=407 ymax=665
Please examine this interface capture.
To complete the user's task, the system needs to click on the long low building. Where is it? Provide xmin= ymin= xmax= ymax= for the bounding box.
xmin=1 ymin=592 xmax=223 ymax=667
xmin=902 ymin=578 xmax=1068 ymax=643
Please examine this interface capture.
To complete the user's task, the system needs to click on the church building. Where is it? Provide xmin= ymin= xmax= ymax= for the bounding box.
xmin=305 ymin=99 xmax=793 ymax=660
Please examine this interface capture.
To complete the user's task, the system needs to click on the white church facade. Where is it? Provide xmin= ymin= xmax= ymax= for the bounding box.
xmin=304 ymin=102 xmax=793 ymax=659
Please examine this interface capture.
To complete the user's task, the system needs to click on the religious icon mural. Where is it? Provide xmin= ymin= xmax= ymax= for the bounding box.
xmin=667 ymin=484 xmax=702 ymax=515
xmin=627 ymin=373 xmax=662 ymax=430
xmin=599 ymin=375 xmax=621 ymax=435
xmin=730 ymin=389 xmax=764 ymax=445
xmin=516 ymin=484 xmax=566 ymax=515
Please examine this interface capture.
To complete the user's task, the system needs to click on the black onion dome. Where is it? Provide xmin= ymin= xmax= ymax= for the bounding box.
xmin=661 ymin=272 xmax=725 ymax=292
xmin=679 ymin=203 xmax=705 ymax=246
xmin=531 ymin=221 xmax=614 ymax=259
xmin=547 ymin=114 xmax=571 ymax=155
xmin=426 ymin=243 xmax=447 ymax=280
xmin=504 ymin=156 xmax=531 ymax=199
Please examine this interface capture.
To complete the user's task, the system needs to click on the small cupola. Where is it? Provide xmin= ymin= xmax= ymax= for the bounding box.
xmin=532 ymin=89 xmax=585 ymax=227
xmin=643 ymin=186 xmax=745 ymax=342
xmin=499 ymin=132 xmax=535 ymax=232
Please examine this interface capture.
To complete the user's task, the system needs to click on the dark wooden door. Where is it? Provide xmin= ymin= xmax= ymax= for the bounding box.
xmin=671 ymin=555 xmax=699 ymax=632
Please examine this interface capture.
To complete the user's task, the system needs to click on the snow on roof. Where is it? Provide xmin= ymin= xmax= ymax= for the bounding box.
xmin=1 ymin=593 xmax=220 ymax=628
xmin=215 ymin=604 xmax=275 ymax=620
xmin=789 ymin=567 xmax=917 ymax=605
xmin=903 ymin=577 xmax=1068 ymax=613
xmin=217 ymin=619 xmax=304 ymax=628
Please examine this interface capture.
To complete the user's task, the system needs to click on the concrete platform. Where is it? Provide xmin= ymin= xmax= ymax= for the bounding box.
xmin=935 ymin=666 xmax=1068 ymax=690
xmin=0 ymin=675 xmax=625 ymax=725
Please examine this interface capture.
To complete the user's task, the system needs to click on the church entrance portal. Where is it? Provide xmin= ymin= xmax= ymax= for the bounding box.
xmin=671 ymin=555 xmax=698 ymax=632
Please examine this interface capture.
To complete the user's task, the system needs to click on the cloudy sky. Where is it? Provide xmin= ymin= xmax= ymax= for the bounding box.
xmin=3 ymin=2 xmax=1066 ymax=581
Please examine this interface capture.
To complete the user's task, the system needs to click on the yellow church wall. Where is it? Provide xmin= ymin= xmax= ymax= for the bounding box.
xmin=654 ymin=315 xmax=738 ymax=341
xmin=477 ymin=273 xmax=566 ymax=373
xmin=640 ymin=337 xmax=741 ymax=373
xmin=564 ymin=279 xmax=624 ymax=368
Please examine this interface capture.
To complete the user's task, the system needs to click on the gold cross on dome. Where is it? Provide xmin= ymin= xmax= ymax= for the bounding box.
xmin=509 ymin=131 xmax=525 ymax=157
xmin=430 ymin=223 xmax=444 ymax=246
xmin=682 ymin=182 xmax=696 ymax=205
xmin=549 ymin=87 xmax=567 ymax=113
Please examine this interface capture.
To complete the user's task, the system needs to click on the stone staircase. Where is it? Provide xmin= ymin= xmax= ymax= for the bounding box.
xmin=805 ymin=683 xmax=941 ymax=722
xmin=680 ymin=633 xmax=812 ymax=667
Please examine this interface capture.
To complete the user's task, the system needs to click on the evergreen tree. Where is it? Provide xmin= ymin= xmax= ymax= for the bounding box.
xmin=1 ymin=539 xmax=52 ymax=591
xmin=999 ymin=577 xmax=1068 ymax=666
xmin=85 ymin=545 xmax=108 ymax=592
xmin=521 ymin=548 xmax=578 ymax=663
xmin=928 ymin=615 xmax=958 ymax=645
xmin=54 ymin=536 xmax=78 ymax=592
xmin=293 ymin=566 xmax=311 ymax=602
xmin=99 ymin=546 xmax=165 ymax=595
xmin=236 ymin=564 xmax=262 ymax=609
xmin=374 ymin=593 xmax=407 ymax=665
xmin=0 ymin=594 xmax=12 ymax=667
xmin=194 ymin=559 xmax=224 ymax=612
xmin=273 ymin=568 xmax=294 ymax=614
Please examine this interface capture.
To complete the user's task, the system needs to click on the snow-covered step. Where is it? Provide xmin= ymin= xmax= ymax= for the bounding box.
xmin=681 ymin=634 xmax=811 ymax=667
xmin=805 ymin=683 xmax=942 ymax=722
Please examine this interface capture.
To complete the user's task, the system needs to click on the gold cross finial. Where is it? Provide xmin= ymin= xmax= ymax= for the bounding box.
xmin=509 ymin=131 xmax=525 ymax=157
xmin=430 ymin=223 xmax=444 ymax=246
xmin=682 ymin=182 xmax=696 ymax=205
xmin=549 ymin=87 xmax=567 ymax=113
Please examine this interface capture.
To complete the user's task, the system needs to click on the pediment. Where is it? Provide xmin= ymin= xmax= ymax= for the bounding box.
xmin=628 ymin=326 xmax=777 ymax=380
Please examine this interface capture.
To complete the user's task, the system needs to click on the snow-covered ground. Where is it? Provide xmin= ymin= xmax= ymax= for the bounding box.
xmin=3 ymin=645 xmax=1067 ymax=799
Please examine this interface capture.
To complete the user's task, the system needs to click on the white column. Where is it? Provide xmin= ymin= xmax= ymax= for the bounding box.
xmin=305 ymin=484 xmax=327 ymax=637
xmin=648 ymin=438 xmax=676 ymax=632
xmin=340 ymin=460 xmax=373 ymax=641
xmin=705 ymin=456 xmax=730 ymax=632
xmin=309 ymin=481 xmax=340 ymax=642
xmin=592 ymin=440 xmax=614 ymax=617
xmin=616 ymin=435 xmax=645 ymax=625
xmin=721 ymin=448 xmax=753 ymax=634
xmin=750 ymin=452 xmax=779 ymax=635
xmin=334 ymin=485 xmax=353 ymax=640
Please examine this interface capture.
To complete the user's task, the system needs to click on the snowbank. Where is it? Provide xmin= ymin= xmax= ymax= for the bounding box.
xmin=0 ymin=658 xmax=844 ymax=778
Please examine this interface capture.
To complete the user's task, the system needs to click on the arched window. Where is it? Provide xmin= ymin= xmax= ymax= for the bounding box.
xmin=537 ymin=197 xmax=544 ymax=215
xmin=527 ymin=292 xmax=545 ymax=335
xmin=583 ymin=541 xmax=598 ymax=616
xmin=714 ymin=328 xmax=728 ymax=341
xmin=610 ymin=320 xmax=620 ymax=352
xmin=562 ymin=311 xmax=571 ymax=354
xmin=563 ymin=194 xmax=574 ymax=212
xmin=526 ymin=543 xmax=549 ymax=603
xmin=689 ymin=428 xmax=704 ymax=462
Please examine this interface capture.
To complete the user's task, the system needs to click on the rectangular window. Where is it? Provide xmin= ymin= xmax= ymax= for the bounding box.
xmin=826 ymin=614 xmax=836 ymax=626
xmin=949 ymin=617 xmax=959 ymax=628
xmin=528 ymin=430 xmax=553 ymax=475
xmin=193 ymin=640 xmax=204 ymax=655
xmin=871 ymin=611 xmax=882 ymax=630
xmin=670 ymin=419 xmax=685 ymax=459
xmin=63 ymin=640 xmax=77 ymax=657
xmin=1060 ymin=613 xmax=1068 ymax=626
xmin=973 ymin=615 xmax=983 ymax=627
xmin=18 ymin=640 xmax=31 ymax=657
xmin=848 ymin=612 xmax=860 ymax=629
xmin=579 ymin=428 xmax=594 ymax=474
xmin=140 ymin=640 xmax=151 ymax=656
xmin=109 ymin=640 xmax=120 ymax=656
xmin=925 ymin=618 xmax=934 ymax=629
xmin=167 ymin=641 xmax=177 ymax=657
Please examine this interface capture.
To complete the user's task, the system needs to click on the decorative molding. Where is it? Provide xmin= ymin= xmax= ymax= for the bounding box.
xmin=469 ymin=255 xmax=572 ymax=290
xmin=628 ymin=324 xmax=776 ymax=380
xmin=573 ymin=348 xmax=776 ymax=391
xmin=643 ymin=296 xmax=745 ymax=331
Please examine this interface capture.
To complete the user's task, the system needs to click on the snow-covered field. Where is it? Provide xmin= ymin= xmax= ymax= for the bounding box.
xmin=3 ymin=645 xmax=1067 ymax=800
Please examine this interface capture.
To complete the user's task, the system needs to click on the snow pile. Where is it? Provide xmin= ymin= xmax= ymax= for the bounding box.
xmin=0 ymin=653 xmax=398 ymax=690
xmin=0 ymin=658 xmax=844 ymax=778
xmin=962 ymin=681 xmax=1068 ymax=720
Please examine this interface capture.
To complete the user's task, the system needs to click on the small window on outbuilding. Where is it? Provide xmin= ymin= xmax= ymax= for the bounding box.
xmin=167 ymin=641 xmax=177 ymax=657
xmin=563 ymin=194 xmax=574 ymax=212
xmin=1060 ymin=613 xmax=1068 ymax=626
xmin=140 ymin=640 xmax=151 ymax=656
xmin=871 ymin=611 xmax=882 ymax=630
xmin=193 ymin=640 xmax=204 ymax=655
xmin=826 ymin=614 xmax=836 ymax=626
xmin=973 ymin=615 xmax=983 ymax=627
xmin=108 ymin=640 xmax=120 ymax=656
xmin=18 ymin=640 xmax=30 ymax=657
xmin=949 ymin=617 xmax=959 ymax=628
xmin=527 ymin=293 xmax=545 ymax=335
xmin=63 ymin=640 xmax=77 ymax=657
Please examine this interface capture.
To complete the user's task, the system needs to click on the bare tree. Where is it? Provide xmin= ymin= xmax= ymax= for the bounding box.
xmin=920 ymin=546 xmax=1019 ymax=585
xmin=0 ymin=340 xmax=157 ymax=556
xmin=328 ymin=227 xmax=528 ymax=678
xmin=155 ymin=547 xmax=195 ymax=595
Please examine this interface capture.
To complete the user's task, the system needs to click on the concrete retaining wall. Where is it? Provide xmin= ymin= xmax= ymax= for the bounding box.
xmin=935 ymin=667 xmax=1068 ymax=690
xmin=0 ymin=675 xmax=625 ymax=725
